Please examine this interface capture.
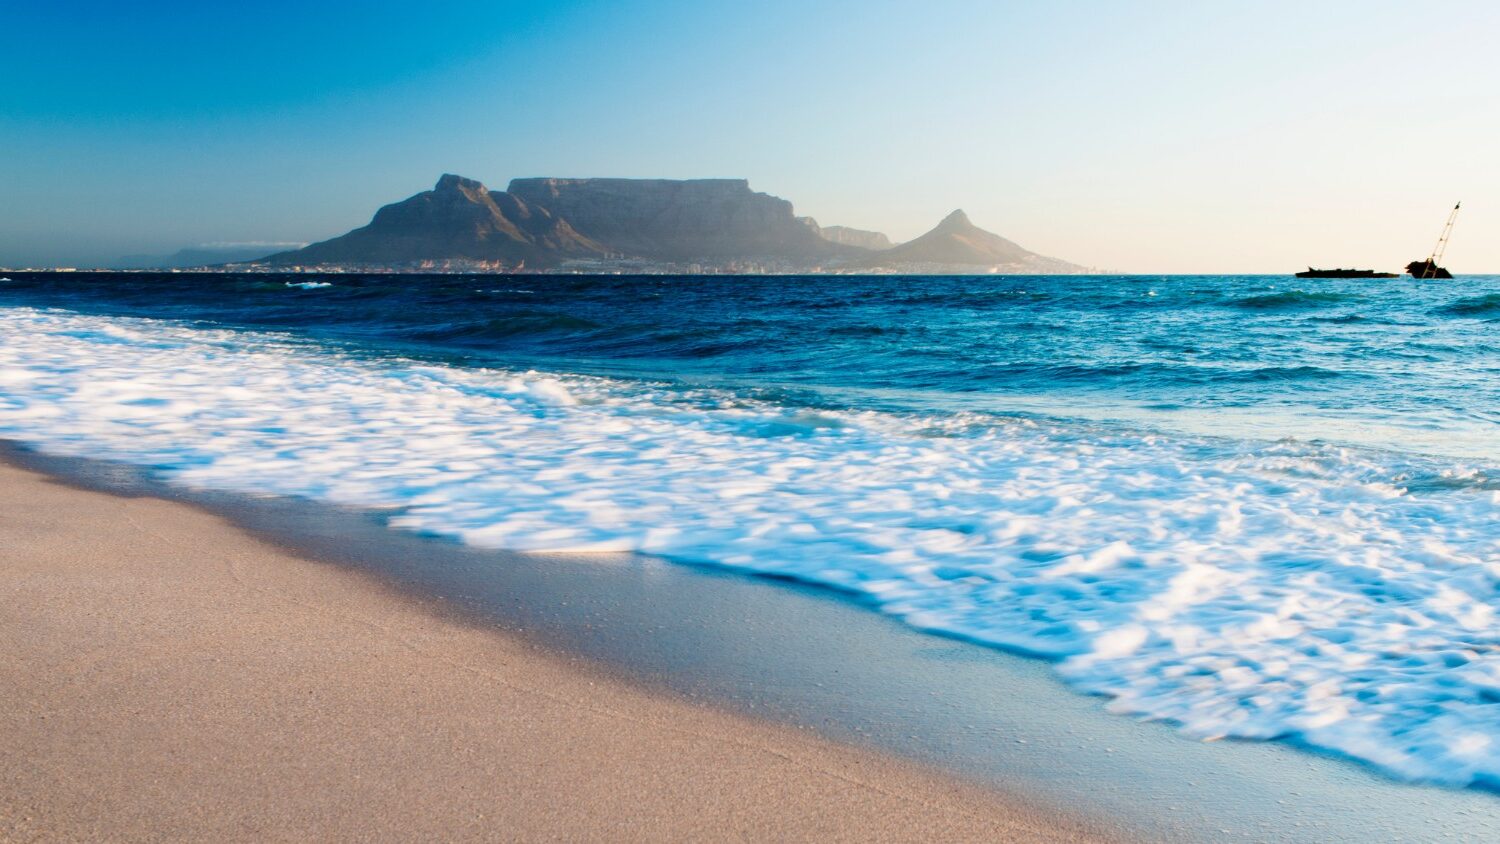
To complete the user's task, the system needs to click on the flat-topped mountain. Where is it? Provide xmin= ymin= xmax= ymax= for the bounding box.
xmin=871 ymin=210 xmax=1084 ymax=273
xmin=264 ymin=175 xmax=1084 ymax=273
xmin=507 ymin=178 xmax=837 ymax=263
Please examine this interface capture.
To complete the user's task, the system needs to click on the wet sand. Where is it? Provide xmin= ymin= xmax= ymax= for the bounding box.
xmin=0 ymin=459 xmax=1120 ymax=842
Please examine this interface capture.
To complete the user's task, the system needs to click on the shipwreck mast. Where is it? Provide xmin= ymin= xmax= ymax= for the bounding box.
xmin=1420 ymin=202 xmax=1461 ymax=279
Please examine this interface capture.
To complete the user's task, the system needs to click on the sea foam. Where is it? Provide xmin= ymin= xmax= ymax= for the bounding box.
xmin=3 ymin=307 xmax=1500 ymax=786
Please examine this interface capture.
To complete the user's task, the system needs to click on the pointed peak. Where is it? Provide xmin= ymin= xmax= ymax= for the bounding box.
xmin=435 ymin=173 xmax=487 ymax=193
xmin=936 ymin=209 xmax=972 ymax=230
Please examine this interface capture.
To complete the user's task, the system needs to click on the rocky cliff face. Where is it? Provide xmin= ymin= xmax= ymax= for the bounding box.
xmin=267 ymin=175 xmax=610 ymax=267
xmin=508 ymin=178 xmax=840 ymax=262
xmin=872 ymin=210 xmax=1084 ymax=273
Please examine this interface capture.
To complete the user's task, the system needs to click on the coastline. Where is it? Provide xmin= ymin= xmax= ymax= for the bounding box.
xmin=0 ymin=456 xmax=1118 ymax=842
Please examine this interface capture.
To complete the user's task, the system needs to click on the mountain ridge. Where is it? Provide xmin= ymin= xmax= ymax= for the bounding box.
xmin=263 ymin=175 xmax=1085 ymax=273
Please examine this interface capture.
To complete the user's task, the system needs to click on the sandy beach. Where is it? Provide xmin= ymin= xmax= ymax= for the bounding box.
xmin=0 ymin=458 xmax=1121 ymax=842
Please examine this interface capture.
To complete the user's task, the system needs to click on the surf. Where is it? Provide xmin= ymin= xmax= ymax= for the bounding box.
xmin=4 ymin=305 xmax=1500 ymax=787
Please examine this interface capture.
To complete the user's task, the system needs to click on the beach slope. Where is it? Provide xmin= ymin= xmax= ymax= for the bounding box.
xmin=0 ymin=460 xmax=1116 ymax=842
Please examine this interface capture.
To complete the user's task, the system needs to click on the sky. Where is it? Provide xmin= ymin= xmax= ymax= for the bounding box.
xmin=2 ymin=0 xmax=1497 ymax=271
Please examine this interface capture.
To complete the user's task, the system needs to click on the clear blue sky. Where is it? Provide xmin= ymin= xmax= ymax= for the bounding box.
xmin=3 ymin=0 xmax=1496 ymax=271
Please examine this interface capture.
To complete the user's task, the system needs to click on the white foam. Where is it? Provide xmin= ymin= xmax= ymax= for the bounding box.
xmin=285 ymin=281 xmax=332 ymax=289
xmin=4 ymin=307 xmax=1500 ymax=786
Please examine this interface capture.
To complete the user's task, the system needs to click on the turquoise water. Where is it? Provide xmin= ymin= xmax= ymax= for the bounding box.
xmin=3 ymin=271 xmax=1500 ymax=786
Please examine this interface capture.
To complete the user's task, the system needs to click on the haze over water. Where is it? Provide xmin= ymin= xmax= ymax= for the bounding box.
xmin=4 ymin=271 xmax=1500 ymax=786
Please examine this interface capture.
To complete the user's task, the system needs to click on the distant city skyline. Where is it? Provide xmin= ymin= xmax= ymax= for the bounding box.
xmin=3 ymin=0 xmax=1497 ymax=271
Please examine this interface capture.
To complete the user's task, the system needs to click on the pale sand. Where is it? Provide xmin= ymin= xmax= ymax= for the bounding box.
xmin=0 ymin=460 xmax=1125 ymax=842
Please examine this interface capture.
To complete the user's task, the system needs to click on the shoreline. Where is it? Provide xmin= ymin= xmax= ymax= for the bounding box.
xmin=8 ymin=443 xmax=1500 ymax=842
xmin=0 ymin=455 xmax=1119 ymax=842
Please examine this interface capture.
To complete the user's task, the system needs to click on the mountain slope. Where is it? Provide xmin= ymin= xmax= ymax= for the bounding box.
xmin=266 ymin=175 xmax=609 ymax=267
xmin=875 ymin=210 xmax=1085 ymax=273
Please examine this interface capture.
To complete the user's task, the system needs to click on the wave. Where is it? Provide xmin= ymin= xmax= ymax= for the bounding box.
xmin=888 ymin=287 xmax=1055 ymax=308
xmin=405 ymin=312 xmax=607 ymax=343
xmin=1209 ymin=364 xmax=1355 ymax=383
xmin=1397 ymin=467 xmax=1500 ymax=493
xmin=1436 ymin=293 xmax=1500 ymax=317
xmin=825 ymin=324 xmax=900 ymax=337
xmin=970 ymin=361 xmax=1356 ymax=389
xmin=6 ymin=307 xmax=1500 ymax=788
xmin=1229 ymin=290 xmax=1357 ymax=309
xmin=400 ymin=312 xmax=780 ymax=360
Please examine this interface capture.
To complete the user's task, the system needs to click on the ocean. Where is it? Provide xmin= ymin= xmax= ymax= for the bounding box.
xmin=3 ymin=271 xmax=1500 ymax=787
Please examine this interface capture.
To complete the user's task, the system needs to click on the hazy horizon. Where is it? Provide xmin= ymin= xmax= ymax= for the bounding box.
xmin=4 ymin=0 xmax=1497 ymax=272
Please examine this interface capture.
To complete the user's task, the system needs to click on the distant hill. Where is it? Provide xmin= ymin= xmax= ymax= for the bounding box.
xmin=115 ymin=242 xmax=306 ymax=269
xmin=871 ymin=210 xmax=1085 ymax=273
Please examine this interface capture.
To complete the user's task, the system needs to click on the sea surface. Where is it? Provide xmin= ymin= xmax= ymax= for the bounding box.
xmin=3 ymin=271 xmax=1500 ymax=787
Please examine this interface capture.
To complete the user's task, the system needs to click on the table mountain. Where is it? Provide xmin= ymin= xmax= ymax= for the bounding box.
xmin=262 ymin=176 xmax=1084 ymax=273
xmin=507 ymin=178 xmax=838 ymax=263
